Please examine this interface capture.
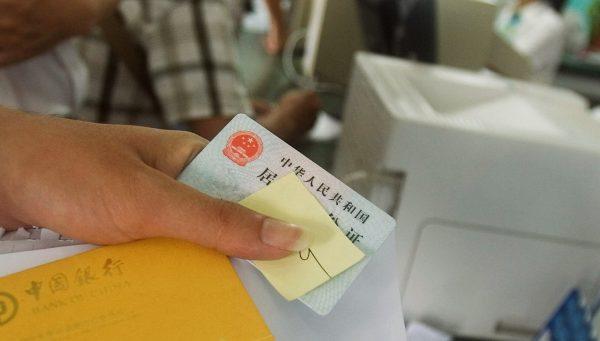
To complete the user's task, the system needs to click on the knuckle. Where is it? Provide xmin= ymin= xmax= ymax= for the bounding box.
xmin=123 ymin=170 xmax=163 ymax=237
xmin=211 ymin=200 xmax=236 ymax=230
xmin=170 ymin=130 xmax=204 ymax=143
xmin=209 ymin=200 xmax=237 ymax=249
xmin=171 ymin=131 xmax=207 ymax=158
xmin=154 ymin=131 xmax=208 ymax=176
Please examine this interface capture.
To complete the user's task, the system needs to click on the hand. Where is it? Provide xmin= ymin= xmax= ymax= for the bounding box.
xmin=258 ymin=90 xmax=320 ymax=142
xmin=0 ymin=0 xmax=118 ymax=66
xmin=0 ymin=108 xmax=309 ymax=259
xmin=264 ymin=25 xmax=287 ymax=55
xmin=262 ymin=0 xmax=287 ymax=55
xmin=251 ymin=99 xmax=273 ymax=116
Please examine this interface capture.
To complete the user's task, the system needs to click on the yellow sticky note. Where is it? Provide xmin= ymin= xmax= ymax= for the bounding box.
xmin=0 ymin=239 xmax=273 ymax=341
xmin=239 ymin=173 xmax=364 ymax=300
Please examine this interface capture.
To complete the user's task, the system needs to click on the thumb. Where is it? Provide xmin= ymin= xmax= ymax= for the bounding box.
xmin=135 ymin=169 xmax=311 ymax=260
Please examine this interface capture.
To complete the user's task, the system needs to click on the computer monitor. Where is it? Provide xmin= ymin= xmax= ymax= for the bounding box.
xmin=302 ymin=0 xmax=498 ymax=88
xmin=401 ymin=0 xmax=497 ymax=70
xmin=302 ymin=0 xmax=365 ymax=86
xmin=334 ymin=52 xmax=600 ymax=339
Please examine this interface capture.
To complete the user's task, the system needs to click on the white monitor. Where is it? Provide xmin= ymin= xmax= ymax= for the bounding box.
xmin=302 ymin=0 xmax=365 ymax=86
xmin=435 ymin=0 xmax=497 ymax=70
xmin=334 ymin=52 xmax=600 ymax=339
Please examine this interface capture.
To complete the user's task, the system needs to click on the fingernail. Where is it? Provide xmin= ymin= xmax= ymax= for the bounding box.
xmin=260 ymin=218 xmax=311 ymax=251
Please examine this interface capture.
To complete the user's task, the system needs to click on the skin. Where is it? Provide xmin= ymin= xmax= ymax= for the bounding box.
xmin=0 ymin=0 xmax=119 ymax=66
xmin=0 ymin=0 xmax=286 ymax=63
xmin=263 ymin=0 xmax=287 ymax=55
xmin=190 ymin=89 xmax=320 ymax=141
xmin=0 ymin=1 xmax=314 ymax=256
xmin=0 ymin=0 xmax=287 ymax=61
xmin=0 ymin=108 xmax=308 ymax=259
xmin=0 ymin=0 xmax=318 ymax=144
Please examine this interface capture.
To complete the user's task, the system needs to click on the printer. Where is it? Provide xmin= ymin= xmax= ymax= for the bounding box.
xmin=333 ymin=53 xmax=600 ymax=339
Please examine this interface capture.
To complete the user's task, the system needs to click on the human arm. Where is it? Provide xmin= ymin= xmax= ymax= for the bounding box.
xmin=0 ymin=108 xmax=309 ymax=259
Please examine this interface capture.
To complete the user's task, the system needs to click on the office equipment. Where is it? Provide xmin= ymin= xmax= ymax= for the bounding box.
xmin=406 ymin=321 xmax=452 ymax=341
xmin=401 ymin=0 xmax=497 ymax=70
xmin=302 ymin=0 xmax=497 ymax=86
xmin=401 ymin=0 xmax=564 ymax=82
xmin=334 ymin=52 xmax=600 ymax=339
xmin=302 ymin=0 xmax=365 ymax=86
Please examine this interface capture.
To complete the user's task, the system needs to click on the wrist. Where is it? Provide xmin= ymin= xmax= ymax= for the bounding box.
xmin=0 ymin=108 xmax=33 ymax=226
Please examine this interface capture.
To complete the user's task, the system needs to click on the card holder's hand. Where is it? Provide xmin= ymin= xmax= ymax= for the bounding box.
xmin=0 ymin=108 xmax=309 ymax=259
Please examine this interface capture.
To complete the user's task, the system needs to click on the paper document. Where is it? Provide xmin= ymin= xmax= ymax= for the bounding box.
xmin=0 ymin=227 xmax=82 ymax=254
xmin=179 ymin=114 xmax=397 ymax=315
xmin=0 ymin=238 xmax=273 ymax=340
xmin=240 ymin=174 xmax=364 ymax=300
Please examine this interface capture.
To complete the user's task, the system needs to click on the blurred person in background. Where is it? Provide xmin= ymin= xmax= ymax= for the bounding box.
xmin=263 ymin=0 xmax=288 ymax=55
xmin=495 ymin=0 xmax=567 ymax=82
xmin=0 ymin=0 xmax=313 ymax=258
xmin=0 ymin=0 xmax=319 ymax=142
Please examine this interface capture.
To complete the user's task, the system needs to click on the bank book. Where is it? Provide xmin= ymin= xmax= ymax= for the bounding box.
xmin=0 ymin=238 xmax=273 ymax=340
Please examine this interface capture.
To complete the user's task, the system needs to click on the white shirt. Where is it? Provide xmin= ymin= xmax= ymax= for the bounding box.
xmin=495 ymin=1 xmax=566 ymax=83
xmin=0 ymin=41 xmax=87 ymax=115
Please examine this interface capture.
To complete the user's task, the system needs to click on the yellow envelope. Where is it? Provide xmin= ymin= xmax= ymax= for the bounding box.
xmin=0 ymin=238 xmax=273 ymax=341
xmin=240 ymin=174 xmax=365 ymax=301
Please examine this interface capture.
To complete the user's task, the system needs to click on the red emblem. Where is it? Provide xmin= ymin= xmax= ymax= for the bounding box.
xmin=222 ymin=131 xmax=263 ymax=166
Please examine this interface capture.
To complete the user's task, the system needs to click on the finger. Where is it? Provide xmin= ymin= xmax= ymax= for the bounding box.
xmin=251 ymin=99 xmax=272 ymax=115
xmin=133 ymin=169 xmax=310 ymax=260
xmin=151 ymin=131 xmax=208 ymax=177
xmin=119 ymin=127 xmax=208 ymax=178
